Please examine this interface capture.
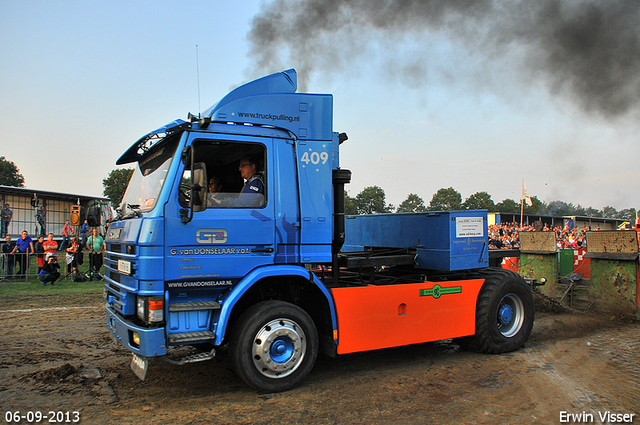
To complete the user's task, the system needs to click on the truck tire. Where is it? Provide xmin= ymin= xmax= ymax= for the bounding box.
xmin=228 ymin=300 xmax=319 ymax=393
xmin=456 ymin=269 xmax=534 ymax=354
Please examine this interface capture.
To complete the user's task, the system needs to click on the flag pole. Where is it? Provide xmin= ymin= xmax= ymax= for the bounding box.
xmin=520 ymin=179 xmax=524 ymax=228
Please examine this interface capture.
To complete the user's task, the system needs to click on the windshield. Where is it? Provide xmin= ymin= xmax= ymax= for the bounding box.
xmin=119 ymin=136 xmax=180 ymax=214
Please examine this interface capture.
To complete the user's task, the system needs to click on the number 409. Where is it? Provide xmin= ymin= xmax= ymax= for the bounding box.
xmin=301 ymin=150 xmax=329 ymax=165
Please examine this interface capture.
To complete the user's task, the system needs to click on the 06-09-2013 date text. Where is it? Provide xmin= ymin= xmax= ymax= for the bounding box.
xmin=5 ymin=411 xmax=80 ymax=423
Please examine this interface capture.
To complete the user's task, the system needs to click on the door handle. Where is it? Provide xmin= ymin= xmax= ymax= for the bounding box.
xmin=251 ymin=247 xmax=274 ymax=253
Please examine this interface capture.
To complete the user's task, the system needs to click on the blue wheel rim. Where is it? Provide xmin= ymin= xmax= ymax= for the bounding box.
xmin=496 ymin=293 xmax=524 ymax=338
xmin=270 ymin=337 xmax=295 ymax=364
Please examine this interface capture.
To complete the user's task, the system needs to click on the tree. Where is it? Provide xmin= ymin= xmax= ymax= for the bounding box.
xmin=495 ymin=198 xmax=520 ymax=213
xmin=0 ymin=156 xmax=25 ymax=187
xmin=581 ymin=207 xmax=601 ymax=217
xmin=462 ymin=191 xmax=495 ymax=211
xmin=103 ymin=168 xmax=134 ymax=206
xmin=546 ymin=201 xmax=576 ymax=217
xmin=354 ymin=186 xmax=392 ymax=214
xmin=344 ymin=191 xmax=357 ymax=215
xmin=523 ymin=196 xmax=545 ymax=215
xmin=601 ymin=206 xmax=618 ymax=219
xmin=617 ymin=208 xmax=637 ymax=221
xmin=428 ymin=187 xmax=462 ymax=211
xmin=572 ymin=204 xmax=588 ymax=217
xmin=397 ymin=193 xmax=427 ymax=213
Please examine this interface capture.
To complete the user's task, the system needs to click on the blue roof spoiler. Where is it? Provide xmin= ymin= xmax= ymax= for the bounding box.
xmin=202 ymin=69 xmax=298 ymax=116
xmin=202 ymin=69 xmax=333 ymax=140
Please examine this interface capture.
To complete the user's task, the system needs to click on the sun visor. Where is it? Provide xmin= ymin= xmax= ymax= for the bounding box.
xmin=117 ymin=119 xmax=189 ymax=165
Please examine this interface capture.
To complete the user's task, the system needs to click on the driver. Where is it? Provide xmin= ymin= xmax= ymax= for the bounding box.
xmin=210 ymin=156 xmax=264 ymax=208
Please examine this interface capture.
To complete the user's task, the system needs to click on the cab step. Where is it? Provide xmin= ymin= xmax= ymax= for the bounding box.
xmin=168 ymin=330 xmax=214 ymax=343
xmin=169 ymin=301 xmax=221 ymax=312
xmin=162 ymin=348 xmax=216 ymax=366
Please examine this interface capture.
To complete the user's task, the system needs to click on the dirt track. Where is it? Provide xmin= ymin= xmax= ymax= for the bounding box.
xmin=1 ymin=292 xmax=639 ymax=425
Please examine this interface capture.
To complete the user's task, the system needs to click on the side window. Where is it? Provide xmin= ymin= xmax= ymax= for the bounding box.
xmin=185 ymin=140 xmax=266 ymax=209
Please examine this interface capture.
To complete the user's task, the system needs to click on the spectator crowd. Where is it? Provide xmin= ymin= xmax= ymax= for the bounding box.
xmin=1 ymin=219 xmax=105 ymax=284
xmin=488 ymin=222 xmax=592 ymax=250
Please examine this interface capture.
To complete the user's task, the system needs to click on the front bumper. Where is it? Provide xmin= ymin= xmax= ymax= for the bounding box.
xmin=106 ymin=305 xmax=167 ymax=357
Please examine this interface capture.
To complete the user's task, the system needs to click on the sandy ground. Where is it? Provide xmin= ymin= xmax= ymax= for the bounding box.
xmin=1 ymin=291 xmax=638 ymax=425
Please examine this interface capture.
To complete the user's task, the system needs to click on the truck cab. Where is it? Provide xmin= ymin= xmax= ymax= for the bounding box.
xmin=105 ymin=69 xmax=344 ymax=385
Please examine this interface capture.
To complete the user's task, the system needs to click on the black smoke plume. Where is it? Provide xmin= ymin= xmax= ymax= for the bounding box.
xmin=247 ymin=0 xmax=640 ymax=118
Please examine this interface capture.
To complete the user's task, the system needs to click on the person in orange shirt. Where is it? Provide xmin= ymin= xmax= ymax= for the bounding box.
xmin=42 ymin=232 xmax=58 ymax=254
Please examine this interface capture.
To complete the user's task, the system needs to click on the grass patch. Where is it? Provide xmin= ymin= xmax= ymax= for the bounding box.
xmin=1 ymin=254 xmax=104 ymax=298
xmin=0 ymin=278 xmax=104 ymax=296
xmin=0 ymin=278 xmax=105 ymax=309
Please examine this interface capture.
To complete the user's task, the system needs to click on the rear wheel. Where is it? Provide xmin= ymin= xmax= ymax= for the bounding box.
xmin=456 ymin=269 xmax=534 ymax=353
xmin=229 ymin=300 xmax=318 ymax=392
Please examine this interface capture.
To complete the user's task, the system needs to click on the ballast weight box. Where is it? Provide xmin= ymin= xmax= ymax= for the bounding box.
xmin=342 ymin=210 xmax=489 ymax=271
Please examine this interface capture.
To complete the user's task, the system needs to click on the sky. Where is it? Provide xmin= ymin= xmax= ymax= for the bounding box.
xmin=1 ymin=0 xmax=639 ymax=212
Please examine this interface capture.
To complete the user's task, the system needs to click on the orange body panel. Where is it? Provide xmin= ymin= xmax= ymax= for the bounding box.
xmin=637 ymin=262 xmax=640 ymax=309
xmin=501 ymin=257 xmax=519 ymax=273
xmin=331 ymin=279 xmax=485 ymax=355
xmin=573 ymin=249 xmax=591 ymax=279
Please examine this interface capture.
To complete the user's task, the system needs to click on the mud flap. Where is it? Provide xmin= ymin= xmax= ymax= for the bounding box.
xmin=131 ymin=353 xmax=149 ymax=381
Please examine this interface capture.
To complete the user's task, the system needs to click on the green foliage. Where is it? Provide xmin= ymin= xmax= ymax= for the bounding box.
xmin=523 ymin=196 xmax=544 ymax=214
xmin=582 ymin=207 xmax=603 ymax=217
xmin=544 ymin=201 xmax=579 ymax=216
xmin=0 ymin=156 xmax=25 ymax=187
xmin=354 ymin=186 xmax=392 ymax=214
xmin=0 ymin=279 xmax=104 ymax=296
xmin=397 ymin=193 xmax=427 ymax=213
xmin=345 ymin=191 xmax=357 ymax=215
xmin=346 ymin=183 xmax=632 ymax=220
xmin=428 ymin=187 xmax=462 ymax=211
xmin=602 ymin=206 xmax=618 ymax=219
xmin=617 ymin=208 xmax=637 ymax=221
xmin=102 ymin=168 xmax=134 ymax=206
xmin=495 ymin=198 xmax=520 ymax=213
xmin=462 ymin=191 xmax=495 ymax=211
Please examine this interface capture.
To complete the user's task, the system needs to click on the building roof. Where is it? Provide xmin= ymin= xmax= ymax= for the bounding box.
xmin=493 ymin=212 xmax=627 ymax=228
xmin=0 ymin=185 xmax=108 ymax=203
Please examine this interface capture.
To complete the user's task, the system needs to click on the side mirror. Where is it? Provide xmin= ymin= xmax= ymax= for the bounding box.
xmin=192 ymin=162 xmax=208 ymax=213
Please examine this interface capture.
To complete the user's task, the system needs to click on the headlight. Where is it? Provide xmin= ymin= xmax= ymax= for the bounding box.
xmin=136 ymin=295 xmax=164 ymax=324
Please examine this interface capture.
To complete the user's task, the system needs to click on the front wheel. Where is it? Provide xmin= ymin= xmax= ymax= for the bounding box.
xmin=228 ymin=301 xmax=319 ymax=393
xmin=456 ymin=269 xmax=534 ymax=354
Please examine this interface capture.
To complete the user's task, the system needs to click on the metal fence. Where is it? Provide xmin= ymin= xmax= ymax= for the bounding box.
xmin=1 ymin=252 xmax=35 ymax=282
xmin=1 ymin=251 xmax=104 ymax=283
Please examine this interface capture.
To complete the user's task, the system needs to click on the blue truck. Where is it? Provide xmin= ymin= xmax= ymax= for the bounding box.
xmin=101 ymin=69 xmax=535 ymax=393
